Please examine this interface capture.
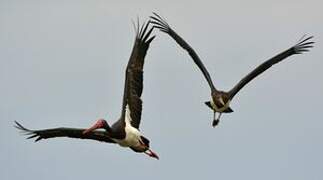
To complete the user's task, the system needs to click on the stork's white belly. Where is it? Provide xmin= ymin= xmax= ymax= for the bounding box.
xmin=113 ymin=105 xmax=142 ymax=148
xmin=113 ymin=125 xmax=141 ymax=147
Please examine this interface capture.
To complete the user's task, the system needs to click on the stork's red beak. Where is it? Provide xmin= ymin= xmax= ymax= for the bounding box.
xmin=83 ymin=119 xmax=106 ymax=134
xmin=145 ymin=149 xmax=159 ymax=160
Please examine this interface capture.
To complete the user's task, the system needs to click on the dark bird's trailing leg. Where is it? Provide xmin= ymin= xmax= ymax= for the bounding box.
xmin=82 ymin=119 xmax=110 ymax=134
xmin=212 ymin=112 xmax=222 ymax=127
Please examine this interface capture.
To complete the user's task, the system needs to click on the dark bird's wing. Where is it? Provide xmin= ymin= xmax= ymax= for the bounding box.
xmin=15 ymin=121 xmax=115 ymax=143
xmin=119 ymin=20 xmax=155 ymax=129
xmin=150 ymin=13 xmax=217 ymax=92
xmin=228 ymin=35 xmax=314 ymax=99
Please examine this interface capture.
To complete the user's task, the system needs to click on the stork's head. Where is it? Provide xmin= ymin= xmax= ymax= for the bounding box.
xmin=131 ymin=136 xmax=159 ymax=160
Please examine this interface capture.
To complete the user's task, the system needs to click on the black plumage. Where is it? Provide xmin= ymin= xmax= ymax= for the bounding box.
xmin=151 ymin=13 xmax=314 ymax=127
xmin=15 ymin=20 xmax=159 ymax=159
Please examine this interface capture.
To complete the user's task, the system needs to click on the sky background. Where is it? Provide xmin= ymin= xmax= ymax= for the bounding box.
xmin=1 ymin=0 xmax=323 ymax=179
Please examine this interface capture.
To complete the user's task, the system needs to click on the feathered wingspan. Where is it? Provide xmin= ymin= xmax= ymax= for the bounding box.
xmin=14 ymin=121 xmax=115 ymax=143
xmin=228 ymin=35 xmax=314 ymax=99
xmin=120 ymin=20 xmax=155 ymax=129
xmin=150 ymin=12 xmax=217 ymax=92
xmin=150 ymin=12 xmax=315 ymax=101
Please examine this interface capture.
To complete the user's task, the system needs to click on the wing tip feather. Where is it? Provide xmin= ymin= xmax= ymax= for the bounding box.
xmin=14 ymin=121 xmax=42 ymax=141
xmin=294 ymin=35 xmax=315 ymax=54
xmin=150 ymin=13 xmax=171 ymax=33
xmin=133 ymin=18 xmax=155 ymax=45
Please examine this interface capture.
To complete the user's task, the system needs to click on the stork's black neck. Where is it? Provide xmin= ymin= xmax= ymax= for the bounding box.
xmin=103 ymin=123 xmax=112 ymax=132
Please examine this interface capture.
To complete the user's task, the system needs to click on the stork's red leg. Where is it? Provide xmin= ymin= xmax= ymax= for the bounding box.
xmin=83 ymin=119 xmax=107 ymax=134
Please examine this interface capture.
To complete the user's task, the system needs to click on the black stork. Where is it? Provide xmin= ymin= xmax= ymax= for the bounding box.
xmin=15 ymin=20 xmax=159 ymax=159
xmin=150 ymin=13 xmax=314 ymax=127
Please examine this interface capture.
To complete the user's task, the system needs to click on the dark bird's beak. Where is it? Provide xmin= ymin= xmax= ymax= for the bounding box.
xmin=144 ymin=149 xmax=159 ymax=160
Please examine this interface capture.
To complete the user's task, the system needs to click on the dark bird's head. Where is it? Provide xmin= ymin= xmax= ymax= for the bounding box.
xmin=132 ymin=136 xmax=159 ymax=160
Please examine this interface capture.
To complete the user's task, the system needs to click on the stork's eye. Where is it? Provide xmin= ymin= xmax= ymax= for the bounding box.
xmin=140 ymin=136 xmax=150 ymax=146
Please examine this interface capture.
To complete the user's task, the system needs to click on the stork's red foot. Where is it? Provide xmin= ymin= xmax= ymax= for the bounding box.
xmin=83 ymin=119 xmax=108 ymax=134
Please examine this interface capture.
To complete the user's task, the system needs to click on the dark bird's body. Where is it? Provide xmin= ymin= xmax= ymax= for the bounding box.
xmin=15 ymin=20 xmax=159 ymax=159
xmin=151 ymin=13 xmax=314 ymax=127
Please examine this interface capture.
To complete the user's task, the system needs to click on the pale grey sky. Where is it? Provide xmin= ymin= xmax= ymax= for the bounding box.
xmin=1 ymin=1 xmax=323 ymax=180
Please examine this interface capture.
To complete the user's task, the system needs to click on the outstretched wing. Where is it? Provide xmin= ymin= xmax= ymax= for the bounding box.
xmin=15 ymin=121 xmax=115 ymax=143
xmin=150 ymin=12 xmax=217 ymax=92
xmin=228 ymin=35 xmax=314 ymax=99
xmin=120 ymin=20 xmax=155 ymax=129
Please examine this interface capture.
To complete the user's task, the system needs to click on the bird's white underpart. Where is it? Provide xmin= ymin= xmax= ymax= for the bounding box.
xmin=113 ymin=105 xmax=143 ymax=148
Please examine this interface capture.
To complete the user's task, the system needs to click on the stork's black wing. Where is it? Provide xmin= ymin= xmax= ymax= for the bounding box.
xmin=15 ymin=121 xmax=115 ymax=143
xmin=150 ymin=13 xmax=217 ymax=92
xmin=119 ymin=20 xmax=155 ymax=129
xmin=228 ymin=35 xmax=314 ymax=99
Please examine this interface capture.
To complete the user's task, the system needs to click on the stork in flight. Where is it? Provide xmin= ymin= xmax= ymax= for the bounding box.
xmin=150 ymin=13 xmax=314 ymax=127
xmin=15 ymin=20 xmax=159 ymax=159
